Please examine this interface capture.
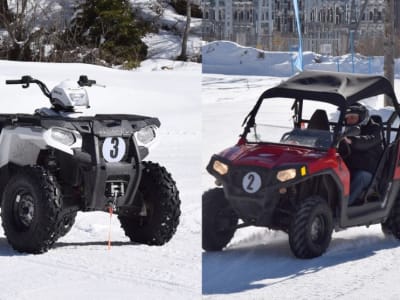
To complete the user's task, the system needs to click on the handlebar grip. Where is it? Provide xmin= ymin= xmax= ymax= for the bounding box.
xmin=6 ymin=80 xmax=22 ymax=84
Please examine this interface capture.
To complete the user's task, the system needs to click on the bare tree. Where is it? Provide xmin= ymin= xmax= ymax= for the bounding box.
xmin=178 ymin=0 xmax=191 ymax=61
xmin=0 ymin=0 xmax=9 ymax=25
xmin=384 ymin=0 xmax=395 ymax=106
xmin=0 ymin=0 xmax=68 ymax=61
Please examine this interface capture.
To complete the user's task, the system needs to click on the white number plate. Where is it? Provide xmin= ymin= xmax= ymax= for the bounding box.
xmin=102 ymin=137 xmax=126 ymax=162
xmin=242 ymin=172 xmax=262 ymax=193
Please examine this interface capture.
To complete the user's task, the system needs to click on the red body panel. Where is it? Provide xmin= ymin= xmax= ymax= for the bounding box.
xmin=219 ymin=143 xmax=350 ymax=196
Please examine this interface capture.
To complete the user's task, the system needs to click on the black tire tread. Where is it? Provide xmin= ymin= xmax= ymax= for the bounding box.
xmin=118 ymin=161 xmax=180 ymax=245
xmin=1 ymin=166 xmax=62 ymax=254
xmin=202 ymin=188 xmax=238 ymax=251
xmin=382 ymin=198 xmax=400 ymax=239
xmin=289 ymin=196 xmax=333 ymax=259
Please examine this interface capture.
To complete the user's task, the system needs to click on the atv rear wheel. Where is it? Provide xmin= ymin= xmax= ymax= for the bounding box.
xmin=202 ymin=188 xmax=238 ymax=251
xmin=118 ymin=162 xmax=180 ymax=245
xmin=289 ymin=196 xmax=333 ymax=258
xmin=56 ymin=211 xmax=77 ymax=238
xmin=381 ymin=198 xmax=400 ymax=239
xmin=1 ymin=166 xmax=62 ymax=254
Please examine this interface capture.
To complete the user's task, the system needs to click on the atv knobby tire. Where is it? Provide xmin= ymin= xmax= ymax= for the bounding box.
xmin=381 ymin=198 xmax=400 ymax=239
xmin=289 ymin=196 xmax=333 ymax=258
xmin=1 ymin=166 xmax=62 ymax=254
xmin=202 ymin=188 xmax=238 ymax=251
xmin=55 ymin=210 xmax=77 ymax=238
xmin=118 ymin=161 xmax=180 ymax=245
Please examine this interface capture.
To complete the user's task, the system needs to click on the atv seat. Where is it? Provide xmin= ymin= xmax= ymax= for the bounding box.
xmin=370 ymin=114 xmax=386 ymax=147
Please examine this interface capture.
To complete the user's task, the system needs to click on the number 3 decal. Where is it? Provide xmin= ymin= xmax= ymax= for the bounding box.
xmin=110 ymin=137 xmax=119 ymax=158
xmin=242 ymin=172 xmax=261 ymax=193
xmin=102 ymin=137 xmax=126 ymax=162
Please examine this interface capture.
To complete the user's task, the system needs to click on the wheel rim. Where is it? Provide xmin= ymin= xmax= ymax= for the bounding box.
xmin=13 ymin=191 xmax=35 ymax=229
xmin=310 ymin=215 xmax=326 ymax=243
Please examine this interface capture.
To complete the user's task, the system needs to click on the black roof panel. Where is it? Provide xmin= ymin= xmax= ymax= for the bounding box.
xmin=259 ymin=70 xmax=398 ymax=108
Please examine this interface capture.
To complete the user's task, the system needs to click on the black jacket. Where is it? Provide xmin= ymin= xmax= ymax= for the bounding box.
xmin=343 ymin=119 xmax=383 ymax=174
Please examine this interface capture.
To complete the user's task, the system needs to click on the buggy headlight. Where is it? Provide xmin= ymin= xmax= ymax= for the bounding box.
xmin=50 ymin=128 xmax=76 ymax=146
xmin=276 ymin=169 xmax=296 ymax=182
xmin=213 ymin=160 xmax=229 ymax=175
xmin=135 ymin=126 xmax=156 ymax=145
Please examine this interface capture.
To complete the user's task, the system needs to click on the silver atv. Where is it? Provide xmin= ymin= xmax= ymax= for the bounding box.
xmin=0 ymin=75 xmax=180 ymax=253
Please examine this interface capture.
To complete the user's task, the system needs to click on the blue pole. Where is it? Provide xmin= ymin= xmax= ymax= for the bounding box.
xmin=368 ymin=56 xmax=372 ymax=74
xmin=291 ymin=56 xmax=295 ymax=75
xmin=350 ymin=31 xmax=355 ymax=73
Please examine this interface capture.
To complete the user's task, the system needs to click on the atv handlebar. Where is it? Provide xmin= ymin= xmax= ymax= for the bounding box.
xmin=5 ymin=75 xmax=51 ymax=99
xmin=5 ymin=79 xmax=24 ymax=84
xmin=6 ymin=75 xmax=100 ymax=99
xmin=78 ymin=75 xmax=96 ymax=87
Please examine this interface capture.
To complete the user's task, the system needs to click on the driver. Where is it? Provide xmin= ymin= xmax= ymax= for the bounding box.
xmin=341 ymin=103 xmax=383 ymax=206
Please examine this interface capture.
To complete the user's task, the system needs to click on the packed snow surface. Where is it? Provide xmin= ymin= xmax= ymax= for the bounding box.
xmin=0 ymin=59 xmax=201 ymax=299
xmin=202 ymin=72 xmax=400 ymax=299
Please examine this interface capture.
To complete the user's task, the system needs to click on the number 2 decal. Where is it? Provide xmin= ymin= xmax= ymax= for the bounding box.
xmin=246 ymin=174 xmax=255 ymax=191
xmin=242 ymin=172 xmax=261 ymax=193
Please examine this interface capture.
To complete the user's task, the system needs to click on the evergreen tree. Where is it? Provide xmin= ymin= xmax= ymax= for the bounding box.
xmin=71 ymin=0 xmax=148 ymax=67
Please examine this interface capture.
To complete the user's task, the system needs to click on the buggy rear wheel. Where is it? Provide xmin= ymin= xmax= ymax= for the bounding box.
xmin=118 ymin=162 xmax=180 ymax=245
xmin=289 ymin=196 xmax=333 ymax=258
xmin=381 ymin=198 xmax=400 ymax=239
xmin=202 ymin=188 xmax=238 ymax=251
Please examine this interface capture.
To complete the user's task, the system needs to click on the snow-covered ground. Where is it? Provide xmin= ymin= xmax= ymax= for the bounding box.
xmin=133 ymin=0 xmax=203 ymax=61
xmin=202 ymin=71 xmax=400 ymax=299
xmin=0 ymin=60 xmax=201 ymax=299
xmin=203 ymin=41 xmax=400 ymax=77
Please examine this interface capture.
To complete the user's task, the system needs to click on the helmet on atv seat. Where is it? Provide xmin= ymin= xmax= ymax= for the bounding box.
xmin=345 ymin=103 xmax=370 ymax=126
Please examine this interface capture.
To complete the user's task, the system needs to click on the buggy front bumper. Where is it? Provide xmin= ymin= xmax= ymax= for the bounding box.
xmin=207 ymin=155 xmax=282 ymax=226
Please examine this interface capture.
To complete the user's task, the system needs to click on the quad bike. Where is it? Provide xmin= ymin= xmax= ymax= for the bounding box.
xmin=0 ymin=75 xmax=180 ymax=253
xmin=203 ymin=70 xmax=400 ymax=258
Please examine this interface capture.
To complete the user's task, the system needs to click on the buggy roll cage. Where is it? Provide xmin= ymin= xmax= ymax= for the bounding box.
xmin=241 ymin=70 xmax=400 ymax=147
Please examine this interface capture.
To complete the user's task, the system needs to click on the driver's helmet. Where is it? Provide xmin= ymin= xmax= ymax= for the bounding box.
xmin=345 ymin=103 xmax=370 ymax=126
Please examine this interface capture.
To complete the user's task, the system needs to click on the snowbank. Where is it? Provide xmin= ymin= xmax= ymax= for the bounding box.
xmin=203 ymin=41 xmax=400 ymax=77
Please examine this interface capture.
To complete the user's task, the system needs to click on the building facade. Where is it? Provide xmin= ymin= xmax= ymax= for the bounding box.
xmin=202 ymin=0 xmax=398 ymax=55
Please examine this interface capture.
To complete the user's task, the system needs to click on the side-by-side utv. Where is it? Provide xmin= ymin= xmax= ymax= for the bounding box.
xmin=203 ymin=70 xmax=400 ymax=258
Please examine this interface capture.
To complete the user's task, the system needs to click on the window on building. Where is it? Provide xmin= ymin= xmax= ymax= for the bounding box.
xmin=377 ymin=11 xmax=382 ymax=21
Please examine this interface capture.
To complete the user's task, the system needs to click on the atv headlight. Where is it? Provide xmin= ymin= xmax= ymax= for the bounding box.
xmin=50 ymin=128 xmax=76 ymax=146
xmin=276 ymin=169 xmax=296 ymax=182
xmin=69 ymin=92 xmax=87 ymax=106
xmin=135 ymin=126 xmax=156 ymax=145
xmin=213 ymin=160 xmax=229 ymax=175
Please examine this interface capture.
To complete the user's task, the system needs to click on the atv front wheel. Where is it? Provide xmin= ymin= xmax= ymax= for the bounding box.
xmin=202 ymin=188 xmax=238 ymax=251
xmin=1 ymin=166 xmax=62 ymax=254
xmin=289 ymin=196 xmax=333 ymax=258
xmin=118 ymin=162 xmax=180 ymax=245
